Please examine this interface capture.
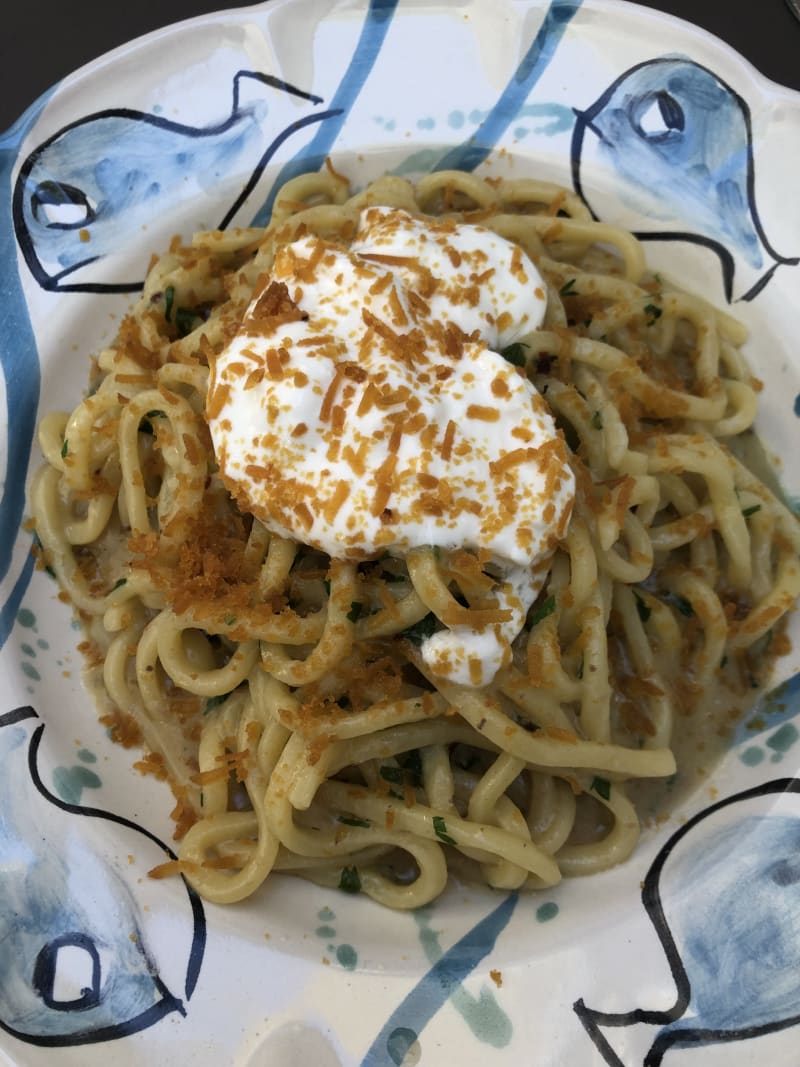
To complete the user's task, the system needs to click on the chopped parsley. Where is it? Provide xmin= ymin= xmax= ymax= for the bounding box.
xmin=634 ymin=592 xmax=651 ymax=623
xmin=643 ymin=303 xmax=662 ymax=325
xmin=61 ymin=439 xmax=69 ymax=458
xmin=204 ymin=691 xmax=233 ymax=714
xmin=338 ymin=865 xmax=361 ymax=894
xmin=590 ymin=776 xmax=611 ymax=801
xmin=500 ymin=342 xmax=528 ymax=368
xmin=591 ymin=410 xmax=603 ymax=430
xmin=742 ymin=504 xmax=762 ymax=518
xmin=175 ymin=306 xmax=200 ymax=338
xmin=111 ymin=577 xmax=127 ymax=591
xmin=665 ymin=592 xmax=694 ymax=617
xmin=402 ymin=612 xmax=438 ymax=645
xmin=433 ymin=815 xmax=457 ymax=845
xmin=346 ymin=601 xmax=365 ymax=623
xmin=526 ymin=594 xmax=556 ymax=630
xmin=398 ymin=750 xmax=424 ymax=788
xmin=379 ymin=765 xmax=404 ymax=786
xmin=139 ymin=411 xmax=165 ymax=436
xmin=559 ymin=277 xmax=577 ymax=297
xmin=31 ymin=530 xmax=56 ymax=579
xmin=337 ymin=814 xmax=371 ymax=828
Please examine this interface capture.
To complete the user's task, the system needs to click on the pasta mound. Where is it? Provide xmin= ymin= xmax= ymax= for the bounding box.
xmin=31 ymin=168 xmax=800 ymax=909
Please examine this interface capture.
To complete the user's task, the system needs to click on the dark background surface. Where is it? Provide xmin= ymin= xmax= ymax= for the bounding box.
xmin=1 ymin=0 xmax=799 ymax=132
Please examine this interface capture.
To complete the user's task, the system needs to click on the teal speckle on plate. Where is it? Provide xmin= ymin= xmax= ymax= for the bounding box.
xmin=16 ymin=608 xmax=36 ymax=629
xmin=52 ymin=764 xmax=103 ymax=804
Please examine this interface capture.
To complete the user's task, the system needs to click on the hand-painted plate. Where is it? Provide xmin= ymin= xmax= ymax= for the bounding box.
xmin=3 ymin=2 xmax=800 ymax=1064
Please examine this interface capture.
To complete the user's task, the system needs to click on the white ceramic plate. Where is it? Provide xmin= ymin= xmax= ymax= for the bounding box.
xmin=3 ymin=2 xmax=800 ymax=1064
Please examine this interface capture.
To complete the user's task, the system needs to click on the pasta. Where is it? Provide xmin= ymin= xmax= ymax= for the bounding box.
xmin=31 ymin=167 xmax=800 ymax=909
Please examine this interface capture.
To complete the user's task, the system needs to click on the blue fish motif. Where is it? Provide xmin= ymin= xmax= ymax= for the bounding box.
xmin=13 ymin=70 xmax=341 ymax=292
xmin=575 ymin=778 xmax=800 ymax=1066
xmin=0 ymin=706 xmax=205 ymax=1046
xmin=571 ymin=57 xmax=799 ymax=301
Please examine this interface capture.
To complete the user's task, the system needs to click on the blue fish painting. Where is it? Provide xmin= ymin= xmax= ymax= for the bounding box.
xmin=574 ymin=778 xmax=800 ymax=1066
xmin=12 ymin=70 xmax=341 ymax=292
xmin=570 ymin=57 xmax=799 ymax=301
xmin=0 ymin=706 xmax=205 ymax=1046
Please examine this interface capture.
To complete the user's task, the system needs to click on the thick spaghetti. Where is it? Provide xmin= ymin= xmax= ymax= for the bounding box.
xmin=31 ymin=169 xmax=800 ymax=908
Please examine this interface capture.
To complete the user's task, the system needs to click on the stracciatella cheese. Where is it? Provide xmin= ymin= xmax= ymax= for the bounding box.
xmin=208 ymin=207 xmax=574 ymax=686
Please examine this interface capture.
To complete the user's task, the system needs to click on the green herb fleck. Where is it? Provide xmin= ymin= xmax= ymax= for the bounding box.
xmin=591 ymin=410 xmax=603 ymax=430
xmin=591 ymin=776 xmax=611 ymax=801
xmin=432 ymin=815 xmax=457 ymax=845
xmin=742 ymin=504 xmax=762 ymax=518
xmin=164 ymin=285 xmax=175 ymax=322
xmin=346 ymin=601 xmax=365 ymax=623
xmin=339 ymin=865 xmax=361 ymax=894
xmin=61 ymin=439 xmax=69 ymax=458
xmin=402 ymin=612 xmax=438 ymax=645
xmin=175 ymin=306 xmax=199 ymax=338
xmin=204 ymin=691 xmax=233 ymax=714
xmin=322 ymin=578 xmax=331 ymax=595
xmin=500 ymin=342 xmax=528 ymax=368
xmin=337 ymin=814 xmax=370 ymax=828
xmin=526 ymin=594 xmax=556 ymax=629
xmin=666 ymin=593 xmax=694 ymax=617
xmin=634 ymin=592 xmax=651 ymax=623
xmin=224 ymin=614 xmax=237 ymax=626
xmin=398 ymin=750 xmax=423 ymax=788
xmin=111 ymin=578 xmax=127 ymax=592
xmin=643 ymin=303 xmax=662 ymax=325
xmin=576 ymin=655 xmax=584 ymax=680
xmin=31 ymin=530 xmax=56 ymax=579
xmin=139 ymin=410 xmax=166 ymax=436
xmin=559 ymin=277 xmax=577 ymax=297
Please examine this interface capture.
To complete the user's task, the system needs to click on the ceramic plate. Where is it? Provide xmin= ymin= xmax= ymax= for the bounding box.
xmin=3 ymin=1 xmax=800 ymax=1064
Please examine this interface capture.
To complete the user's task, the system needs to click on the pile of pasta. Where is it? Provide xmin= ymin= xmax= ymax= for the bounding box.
xmin=32 ymin=168 xmax=800 ymax=908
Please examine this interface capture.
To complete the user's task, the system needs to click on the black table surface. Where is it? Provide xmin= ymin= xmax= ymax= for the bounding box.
xmin=2 ymin=0 xmax=799 ymax=134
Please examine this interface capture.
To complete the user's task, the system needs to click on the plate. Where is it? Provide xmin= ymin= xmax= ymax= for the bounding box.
xmin=2 ymin=1 xmax=800 ymax=1064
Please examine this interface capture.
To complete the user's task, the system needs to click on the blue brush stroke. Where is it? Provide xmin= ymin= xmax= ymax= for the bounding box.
xmin=0 ymin=94 xmax=54 ymax=650
xmin=360 ymin=893 xmax=518 ymax=1066
xmin=434 ymin=0 xmax=581 ymax=172
xmin=252 ymin=0 xmax=399 ymax=225
xmin=734 ymin=672 xmax=800 ymax=745
xmin=0 ymin=551 xmax=35 ymax=650
xmin=414 ymin=909 xmax=511 ymax=1047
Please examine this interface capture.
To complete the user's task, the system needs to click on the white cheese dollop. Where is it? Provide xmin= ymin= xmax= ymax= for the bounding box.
xmin=208 ymin=207 xmax=574 ymax=686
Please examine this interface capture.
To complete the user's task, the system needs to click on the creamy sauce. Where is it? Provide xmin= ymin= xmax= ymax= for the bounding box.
xmin=208 ymin=208 xmax=575 ymax=686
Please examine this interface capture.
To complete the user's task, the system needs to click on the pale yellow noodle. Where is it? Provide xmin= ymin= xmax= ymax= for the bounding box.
xmin=29 ymin=168 xmax=799 ymax=909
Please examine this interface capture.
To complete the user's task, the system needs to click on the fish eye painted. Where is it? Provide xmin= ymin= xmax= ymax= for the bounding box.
xmin=768 ymin=854 xmax=800 ymax=886
xmin=32 ymin=933 xmax=102 ymax=1011
xmin=30 ymin=181 xmax=97 ymax=230
xmin=632 ymin=90 xmax=685 ymax=141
